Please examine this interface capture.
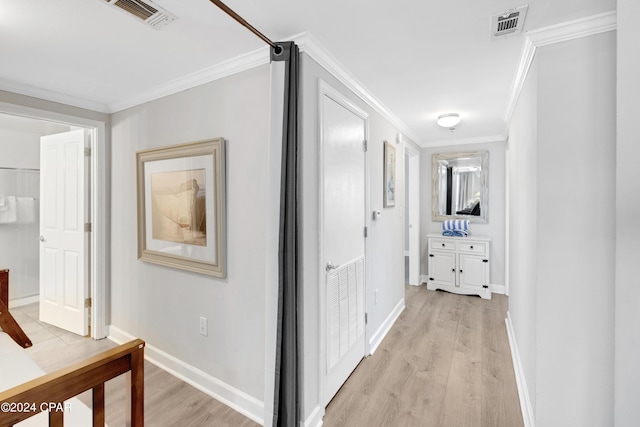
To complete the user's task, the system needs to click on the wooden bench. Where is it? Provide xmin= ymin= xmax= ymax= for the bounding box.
xmin=0 ymin=334 xmax=145 ymax=426
xmin=0 ymin=270 xmax=145 ymax=426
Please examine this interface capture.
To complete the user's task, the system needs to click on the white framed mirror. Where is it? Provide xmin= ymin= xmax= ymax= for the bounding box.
xmin=432 ymin=151 xmax=489 ymax=223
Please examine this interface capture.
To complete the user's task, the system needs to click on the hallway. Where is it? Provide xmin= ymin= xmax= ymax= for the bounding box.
xmin=323 ymin=285 xmax=523 ymax=427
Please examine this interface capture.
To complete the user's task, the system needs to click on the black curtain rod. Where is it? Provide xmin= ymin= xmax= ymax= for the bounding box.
xmin=209 ymin=0 xmax=281 ymax=52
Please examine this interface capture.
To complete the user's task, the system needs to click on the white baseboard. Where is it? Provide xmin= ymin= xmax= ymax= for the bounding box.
xmin=505 ymin=313 xmax=535 ymax=427
xmin=8 ymin=295 xmax=39 ymax=309
xmin=368 ymin=298 xmax=405 ymax=355
xmin=302 ymin=404 xmax=324 ymax=427
xmin=491 ymin=283 xmax=506 ymax=295
xmin=418 ymin=277 xmax=505 ymax=296
xmin=108 ymin=325 xmax=264 ymax=425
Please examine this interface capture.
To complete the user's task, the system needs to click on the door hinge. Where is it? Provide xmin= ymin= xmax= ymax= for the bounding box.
xmin=429 ymin=254 xmax=434 ymax=257
xmin=84 ymin=222 xmax=92 ymax=232
xmin=364 ymin=226 xmax=368 ymax=238
xmin=84 ymin=297 xmax=92 ymax=308
xmin=84 ymin=147 xmax=91 ymax=157
xmin=429 ymin=277 xmax=434 ymax=281
xmin=363 ymin=140 xmax=368 ymax=152
xmin=483 ymin=259 xmax=489 ymax=263
xmin=483 ymin=285 xmax=489 ymax=289
xmin=365 ymin=312 xmax=368 ymax=324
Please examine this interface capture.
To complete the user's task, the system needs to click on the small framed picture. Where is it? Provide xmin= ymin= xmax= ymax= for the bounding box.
xmin=136 ymin=138 xmax=226 ymax=277
xmin=383 ymin=140 xmax=396 ymax=207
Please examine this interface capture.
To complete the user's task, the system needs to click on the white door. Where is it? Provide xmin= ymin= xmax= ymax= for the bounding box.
xmin=428 ymin=252 xmax=456 ymax=286
xmin=458 ymin=254 xmax=488 ymax=292
xmin=321 ymin=85 xmax=367 ymax=405
xmin=39 ymin=129 xmax=89 ymax=336
xmin=406 ymin=145 xmax=420 ymax=285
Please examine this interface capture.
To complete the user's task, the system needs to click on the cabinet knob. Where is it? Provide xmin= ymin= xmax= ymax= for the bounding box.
xmin=470 ymin=245 xmax=474 ymax=249
xmin=459 ymin=269 xmax=463 ymax=274
xmin=441 ymin=243 xmax=445 ymax=247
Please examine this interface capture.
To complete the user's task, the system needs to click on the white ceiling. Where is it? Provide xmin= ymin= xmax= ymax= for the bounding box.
xmin=0 ymin=0 xmax=615 ymax=146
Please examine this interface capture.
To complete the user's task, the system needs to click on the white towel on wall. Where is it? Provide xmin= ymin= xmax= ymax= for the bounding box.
xmin=0 ymin=196 xmax=17 ymax=223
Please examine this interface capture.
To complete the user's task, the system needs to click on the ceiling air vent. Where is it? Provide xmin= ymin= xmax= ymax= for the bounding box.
xmin=103 ymin=0 xmax=176 ymax=30
xmin=491 ymin=5 xmax=528 ymax=39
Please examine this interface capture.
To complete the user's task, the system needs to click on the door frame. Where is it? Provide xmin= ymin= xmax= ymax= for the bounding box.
xmin=404 ymin=142 xmax=420 ymax=286
xmin=0 ymin=101 xmax=108 ymax=339
xmin=318 ymin=80 xmax=370 ymax=406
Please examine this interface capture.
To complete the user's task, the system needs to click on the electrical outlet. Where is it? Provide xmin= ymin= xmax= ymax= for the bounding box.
xmin=199 ymin=317 xmax=208 ymax=336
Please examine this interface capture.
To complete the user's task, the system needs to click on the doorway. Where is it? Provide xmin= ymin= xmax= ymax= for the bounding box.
xmin=319 ymin=81 xmax=369 ymax=406
xmin=0 ymin=102 xmax=107 ymax=339
xmin=404 ymin=143 xmax=420 ymax=286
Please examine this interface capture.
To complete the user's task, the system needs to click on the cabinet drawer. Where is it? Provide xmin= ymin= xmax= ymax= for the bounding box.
xmin=430 ymin=239 xmax=456 ymax=251
xmin=458 ymin=241 xmax=488 ymax=255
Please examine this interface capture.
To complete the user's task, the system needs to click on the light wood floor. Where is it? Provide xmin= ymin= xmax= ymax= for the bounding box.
xmin=10 ymin=303 xmax=260 ymax=427
xmin=323 ymin=285 xmax=524 ymax=427
xmin=10 ymin=285 xmax=522 ymax=426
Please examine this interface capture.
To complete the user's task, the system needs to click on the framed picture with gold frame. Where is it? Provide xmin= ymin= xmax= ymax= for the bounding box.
xmin=136 ymin=138 xmax=226 ymax=277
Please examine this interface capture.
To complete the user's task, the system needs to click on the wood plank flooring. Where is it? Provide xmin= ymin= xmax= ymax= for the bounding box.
xmin=323 ymin=285 xmax=524 ymax=427
xmin=8 ymin=285 xmax=522 ymax=426
xmin=9 ymin=303 xmax=259 ymax=427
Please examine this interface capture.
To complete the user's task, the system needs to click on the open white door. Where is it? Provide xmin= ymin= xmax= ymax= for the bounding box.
xmin=321 ymin=84 xmax=367 ymax=405
xmin=39 ymin=129 xmax=89 ymax=336
xmin=406 ymin=144 xmax=420 ymax=286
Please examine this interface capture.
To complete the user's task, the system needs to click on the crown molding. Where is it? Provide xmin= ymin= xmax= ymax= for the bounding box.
xmin=419 ymin=134 xmax=506 ymax=149
xmin=109 ymin=46 xmax=271 ymax=113
xmin=0 ymin=79 xmax=110 ymax=114
xmin=293 ymin=33 xmax=422 ymax=145
xmin=0 ymin=31 xmax=421 ymax=142
xmin=504 ymin=10 xmax=617 ymax=124
xmin=527 ymin=10 xmax=617 ymax=47
xmin=0 ymin=47 xmax=271 ymax=115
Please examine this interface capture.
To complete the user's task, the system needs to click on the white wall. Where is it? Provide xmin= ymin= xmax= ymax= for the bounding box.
xmin=509 ymin=31 xmax=616 ymax=426
xmin=299 ymin=54 xmax=410 ymax=422
xmin=615 ymin=1 xmax=640 ymax=425
xmin=420 ymin=141 xmax=506 ymax=288
xmin=0 ymin=115 xmax=71 ymax=302
xmin=535 ymin=33 xmax=616 ymax=426
xmin=0 ymin=132 xmax=39 ymax=170
xmin=0 ymin=168 xmax=39 ymax=301
xmin=109 ymin=65 xmax=270 ymax=409
xmin=507 ymin=57 xmax=539 ymax=412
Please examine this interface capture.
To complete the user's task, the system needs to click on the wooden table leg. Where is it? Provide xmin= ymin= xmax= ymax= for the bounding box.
xmin=0 ymin=269 xmax=8 ymax=307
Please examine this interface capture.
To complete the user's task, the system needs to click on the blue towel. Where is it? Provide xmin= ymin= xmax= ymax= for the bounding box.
xmin=442 ymin=219 xmax=469 ymax=237
xmin=442 ymin=229 xmax=468 ymax=237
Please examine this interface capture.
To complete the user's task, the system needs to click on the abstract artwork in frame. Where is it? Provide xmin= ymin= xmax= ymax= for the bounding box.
xmin=383 ymin=140 xmax=396 ymax=207
xmin=136 ymin=138 xmax=226 ymax=277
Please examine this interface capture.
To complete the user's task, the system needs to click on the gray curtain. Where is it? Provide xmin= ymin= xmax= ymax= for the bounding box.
xmin=271 ymin=41 xmax=300 ymax=427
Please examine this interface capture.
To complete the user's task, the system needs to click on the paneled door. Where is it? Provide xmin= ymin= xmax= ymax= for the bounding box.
xmin=39 ymin=129 xmax=89 ymax=336
xmin=321 ymin=83 xmax=368 ymax=405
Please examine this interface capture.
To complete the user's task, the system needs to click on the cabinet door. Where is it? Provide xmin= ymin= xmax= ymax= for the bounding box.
xmin=428 ymin=252 xmax=456 ymax=286
xmin=458 ymin=254 xmax=488 ymax=290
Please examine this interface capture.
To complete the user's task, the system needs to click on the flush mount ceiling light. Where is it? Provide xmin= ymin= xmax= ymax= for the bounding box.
xmin=437 ymin=113 xmax=461 ymax=129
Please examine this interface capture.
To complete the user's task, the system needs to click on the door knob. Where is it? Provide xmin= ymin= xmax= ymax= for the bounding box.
xmin=326 ymin=262 xmax=340 ymax=272
xmin=39 ymin=235 xmax=45 ymax=242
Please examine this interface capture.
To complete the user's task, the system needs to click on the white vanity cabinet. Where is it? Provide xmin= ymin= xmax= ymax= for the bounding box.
xmin=426 ymin=233 xmax=491 ymax=299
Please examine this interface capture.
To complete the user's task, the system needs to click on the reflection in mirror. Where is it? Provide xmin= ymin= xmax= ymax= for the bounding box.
xmin=432 ymin=151 xmax=489 ymax=223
